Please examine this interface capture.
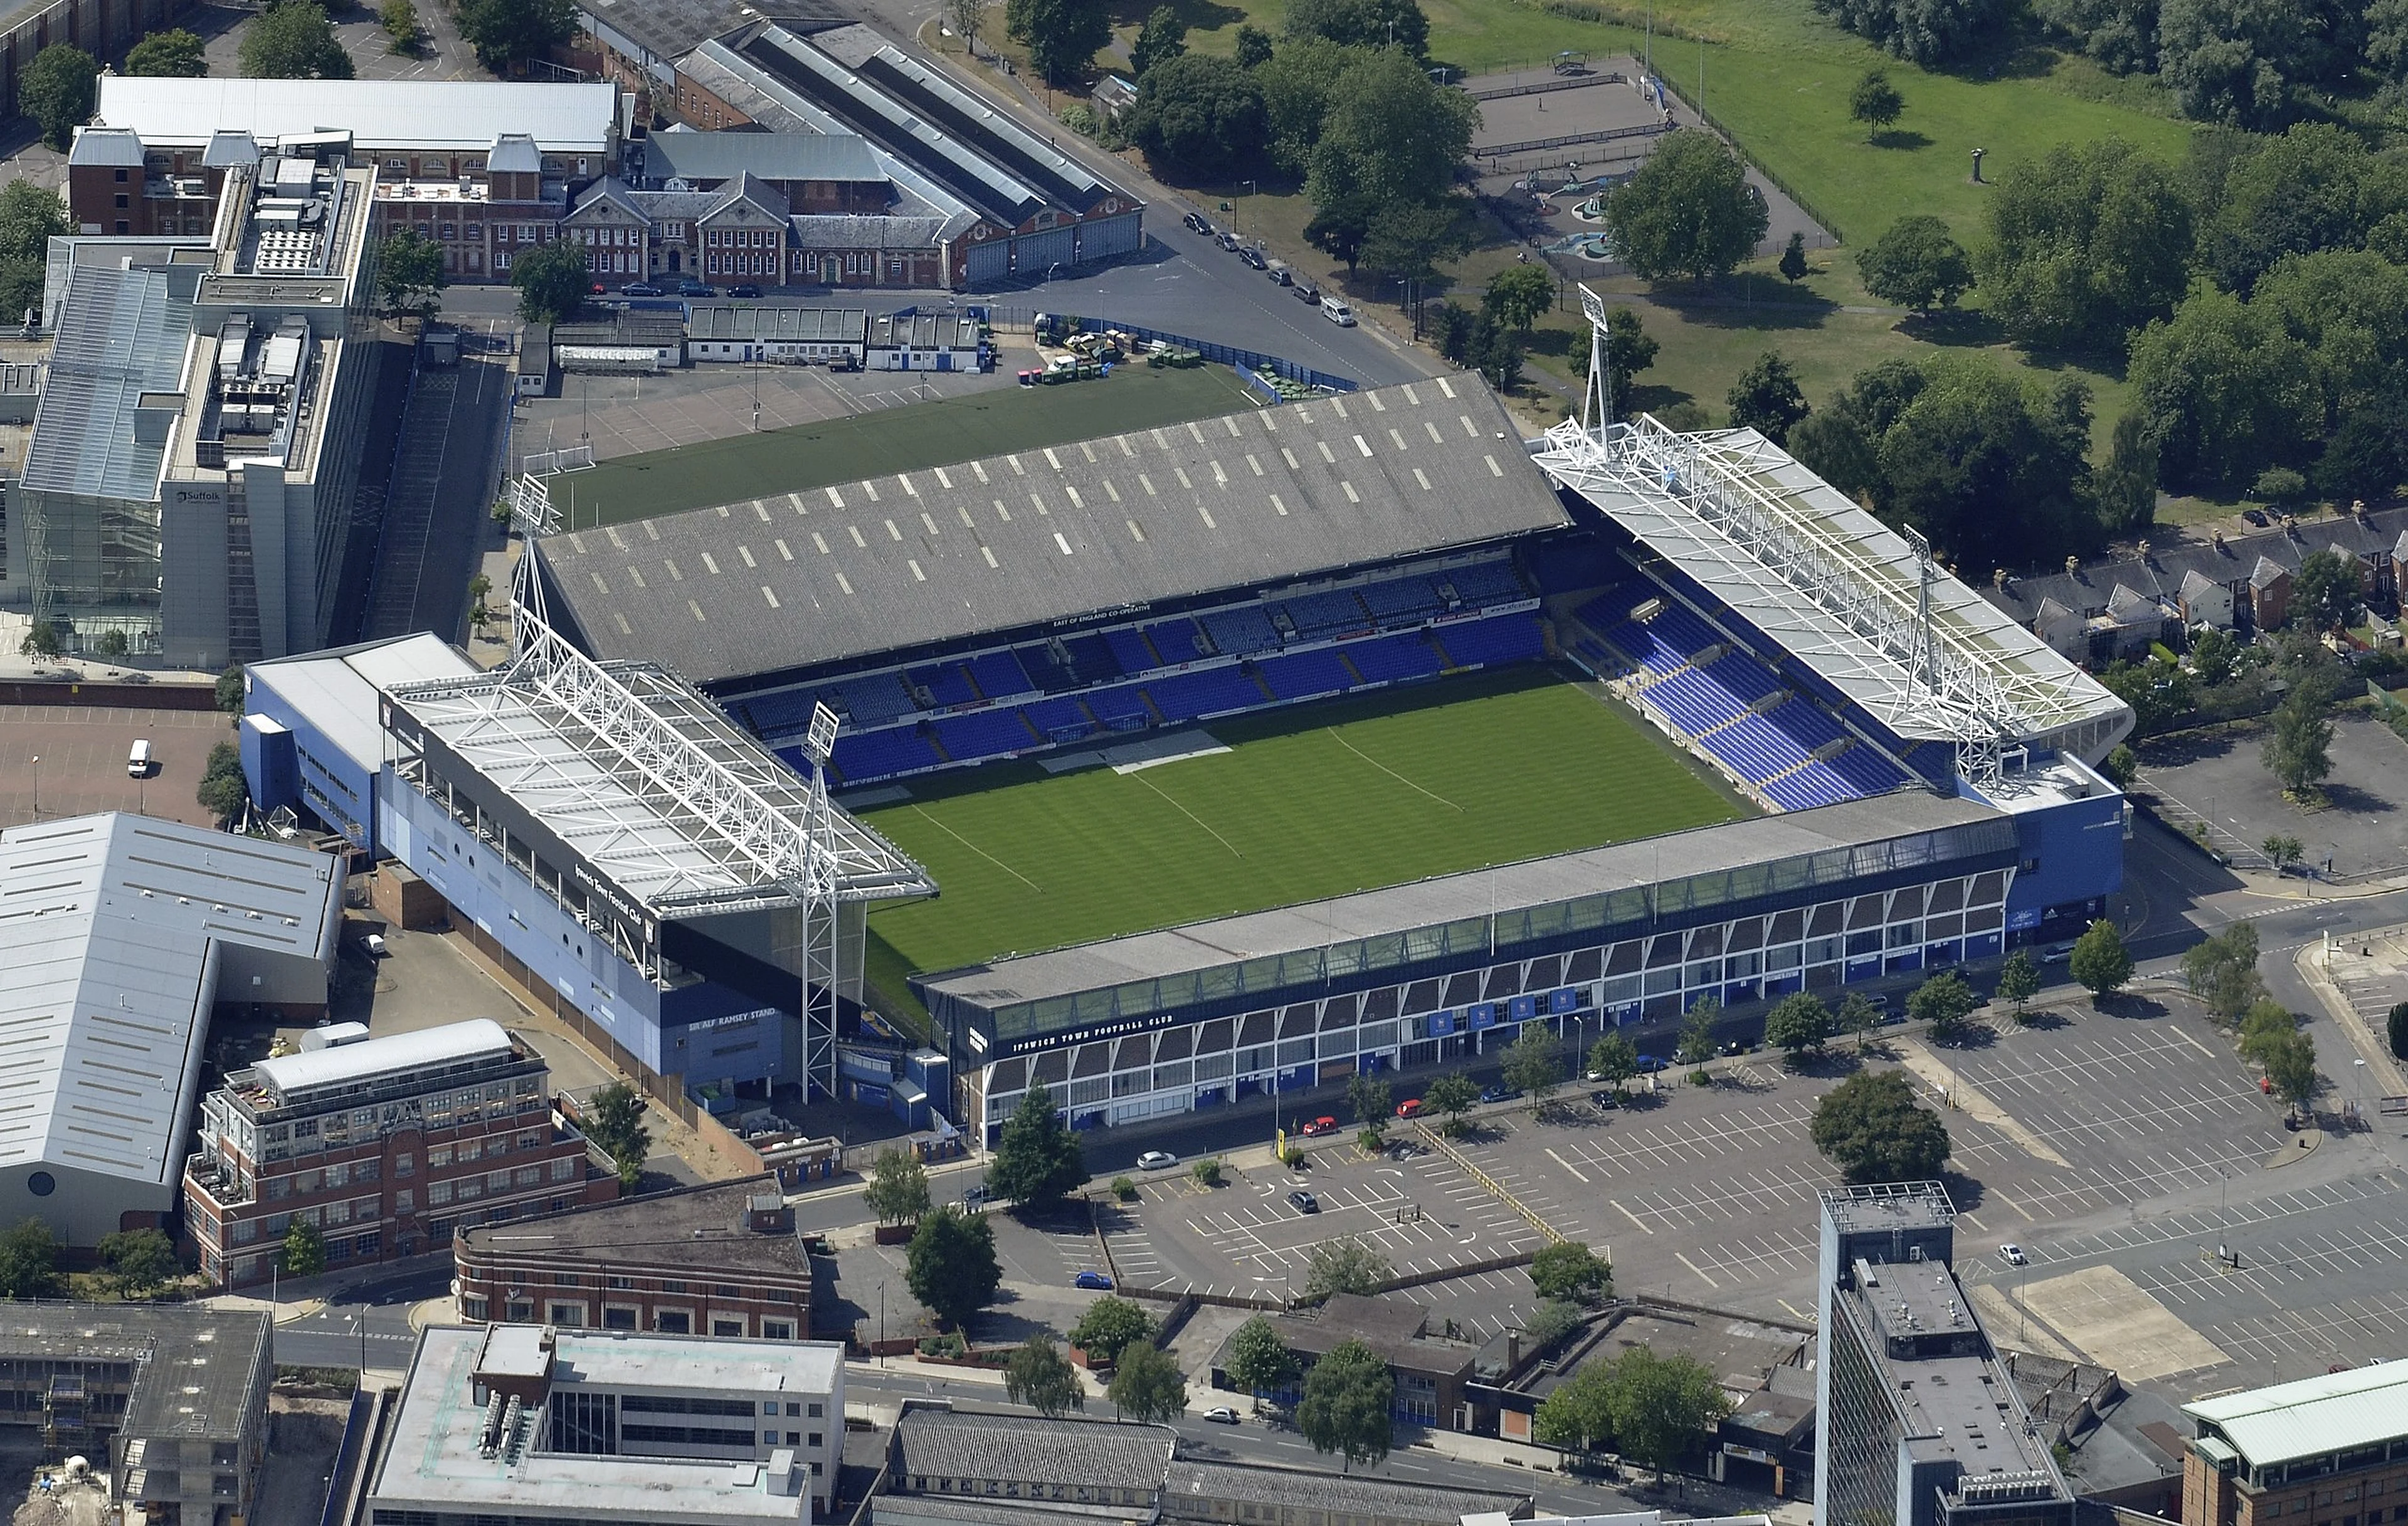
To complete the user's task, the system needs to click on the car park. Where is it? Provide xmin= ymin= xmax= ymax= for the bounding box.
xmin=1287 ymin=1190 xmax=1319 ymax=1214
xmin=1299 ymin=1116 xmax=1338 ymax=1137
xmin=1136 ymin=1150 xmax=1179 ymax=1170
xmin=621 ymin=282 xmax=662 ymax=297
xmin=1999 ymin=1243 xmax=2028 ymax=1266
xmin=1074 ymin=1270 xmax=1115 ymax=1290
xmin=1394 ymin=1098 xmax=1424 ymax=1118
xmin=1591 ymin=1089 xmax=1620 ymax=1108
xmin=1204 ymin=1406 xmax=1240 ymax=1424
xmin=127 ymin=739 xmax=152 ymax=777
xmin=728 ymin=283 xmax=763 ymax=299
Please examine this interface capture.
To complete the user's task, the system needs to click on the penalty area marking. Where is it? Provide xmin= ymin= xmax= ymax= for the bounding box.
xmin=907 ymin=807 xmax=1043 ymax=891
xmin=1326 ymin=728 xmax=1464 ymax=812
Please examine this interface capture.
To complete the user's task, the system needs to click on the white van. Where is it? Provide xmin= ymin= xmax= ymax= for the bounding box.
xmin=1320 ymin=297 xmax=1356 ymax=326
xmin=127 ymin=739 xmax=152 ymax=777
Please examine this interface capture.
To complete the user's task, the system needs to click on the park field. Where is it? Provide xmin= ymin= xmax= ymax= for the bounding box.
xmin=856 ymin=666 xmax=1751 ymax=1010
xmin=568 ymin=363 xmax=1263 ymax=525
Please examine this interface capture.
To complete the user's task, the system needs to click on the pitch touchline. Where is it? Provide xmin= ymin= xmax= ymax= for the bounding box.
xmin=907 ymin=807 xmax=1044 ymax=891
xmin=1130 ymin=773 xmax=1245 ymax=858
xmin=1324 ymin=729 xmax=1465 ymax=812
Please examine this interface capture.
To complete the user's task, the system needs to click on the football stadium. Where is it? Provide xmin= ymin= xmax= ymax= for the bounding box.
xmin=532 ymin=335 xmax=2134 ymax=1144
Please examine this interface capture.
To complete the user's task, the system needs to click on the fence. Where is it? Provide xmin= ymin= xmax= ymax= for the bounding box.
xmin=1479 ymin=120 xmax=1669 ymax=161
xmin=988 ymin=305 xmax=1359 ymax=393
xmin=1469 ymin=70 xmax=1628 ymax=100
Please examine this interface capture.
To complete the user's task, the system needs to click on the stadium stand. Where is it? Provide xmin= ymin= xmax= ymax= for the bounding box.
xmin=833 ymin=674 xmax=914 ymax=727
xmin=1344 ymin=632 xmax=1443 ymax=685
xmin=1442 ymin=561 xmax=1530 ymax=607
xmin=1022 ymin=696 xmax=1097 ymax=744
xmin=829 ymin=724 xmax=940 ymax=783
xmin=1146 ymin=665 xmax=1266 ymax=723
xmin=1360 ymin=576 xmax=1447 ymax=622
xmin=909 ymin=662 xmax=979 ymax=709
xmin=1145 ymin=618 xmax=1209 ymax=663
xmin=966 ymin=650 xmax=1036 ymax=701
xmin=934 ymin=708 xmax=1040 ymax=763
xmin=1435 ymin=615 xmax=1545 ymax=668
xmin=1257 ymin=648 xmax=1356 ymax=701
xmin=1199 ymin=605 xmax=1280 ymax=658
xmin=735 ymin=687 xmax=823 ymax=738
xmin=1279 ymin=590 xmax=1373 ymax=640
xmin=1085 ymin=685 xmax=1153 ymax=731
xmin=1104 ymin=627 xmax=1161 ymax=676
xmin=1060 ymin=633 xmax=1122 ymax=687
xmin=1014 ymin=642 xmax=1080 ymax=693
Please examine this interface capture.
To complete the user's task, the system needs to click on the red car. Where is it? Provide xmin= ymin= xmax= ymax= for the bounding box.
xmin=1395 ymin=1098 xmax=1425 ymax=1118
xmin=1299 ymin=1116 xmax=1339 ymax=1137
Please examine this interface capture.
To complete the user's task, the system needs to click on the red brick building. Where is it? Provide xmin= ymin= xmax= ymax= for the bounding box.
xmin=454 ymin=1175 xmax=816 ymax=1340
xmin=184 ymin=1019 xmax=613 ymax=1288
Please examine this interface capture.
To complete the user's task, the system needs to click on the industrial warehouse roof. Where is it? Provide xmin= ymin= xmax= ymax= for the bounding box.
xmin=576 ymin=0 xmax=848 ymax=66
xmin=91 ymin=78 xmax=620 ymax=154
xmin=686 ymin=305 xmax=869 ymax=344
xmin=248 ymin=633 xmax=478 ymax=775
xmin=0 ymin=813 xmax=341 ymax=1189
xmin=921 ymin=792 xmax=2007 ymax=1012
xmin=22 ymin=261 xmax=198 ymax=501
xmin=537 ymin=374 xmax=1566 ymax=686
xmin=640 ymin=130 xmax=885 ymax=186
xmin=2184 ymin=1364 xmax=2408 ymax=1468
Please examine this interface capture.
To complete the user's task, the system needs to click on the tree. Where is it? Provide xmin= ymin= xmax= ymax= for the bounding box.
xmin=988 ymin=1081 xmax=1089 ymax=1208
xmin=1812 ymin=1071 xmax=1952 ymax=1182
xmin=1423 ymin=1073 xmax=1479 ymax=1132
xmin=375 ymin=229 xmax=449 ymax=324
xmin=198 ymin=741 xmax=251 ymax=823
xmin=1529 ymin=1241 xmax=1612 ymax=1304
xmin=1602 ymin=130 xmax=1768 ymax=283
xmin=1980 ymin=137 xmax=2195 ymax=351
xmin=2095 ymin=410 xmax=2160 ymax=535
xmin=1346 ymin=1073 xmax=1392 ymax=1135
xmin=1857 ymin=215 xmax=1973 ymax=313
xmin=0 ymin=1219 xmax=62 ymax=1299
xmin=1284 ymin=0 xmax=1428 ymax=53
xmin=1607 ymin=1346 xmax=1733 ymax=1479
xmin=1810 ymin=0 xmax=2010 ymax=63
xmin=1124 ymin=55 xmax=1267 ymax=176
xmin=0 ymin=180 xmax=69 ymax=326
xmin=1524 ymin=1297 xmax=1585 ymax=1352
xmin=1305 ymin=50 xmax=1477 ymax=252
xmin=863 ymin=1147 xmax=931 ymax=1226
xmin=1726 ymin=351 xmax=1811 ymax=444
xmin=1765 ymin=992 xmax=1832 ymax=1061
xmin=1225 ymin=1315 xmax=1299 ymax=1402
xmin=509 ymin=241 xmax=590 ymax=324
xmin=1304 ymin=1234 xmax=1392 ymax=1300
xmin=1072 ymin=1296 xmax=1154 ymax=1367
xmin=2182 ymin=922 xmax=2264 ymax=1025
xmin=1778 ymin=230 xmax=1809 ymax=283
xmin=1107 ymin=1338 xmax=1187 ymax=1423
xmin=1005 ymin=1332 xmax=1085 ymax=1416
xmin=2068 ymin=919 xmax=2134 ymax=998
xmin=21 ymin=45 xmax=97 ymax=150
xmin=1234 ymin=24 xmax=1275 ymax=66
xmin=2316 ymin=405 xmax=2406 ymax=506
xmin=2156 ymin=0 xmax=2350 ymax=130
xmin=17 ymin=619 xmax=61 ymax=660
xmin=1359 ymin=195 xmax=1472 ymax=285
xmin=1997 ymin=950 xmax=2042 ymax=1024
xmin=1909 ymin=971 xmax=1980 ymax=1040
xmin=97 ymin=1229 xmax=180 ymax=1299
xmin=2190 ymin=627 xmax=2243 ymax=688
xmin=2258 ymin=1027 xmax=2318 ymax=1108
xmin=93 ymin=628 xmax=128 ymax=659
xmin=2128 ymin=289 xmax=2319 ymax=494
xmin=457 ymin=0 xmax=579 ymax=73
xmin=2387 ymin=1000 xmax=2408 ymax=1062
xmin=2291 ymin=549 xmax=2363 ymax=633
xmin=1501 ymin=1025 xmax=1565 ymax=1103
xmin=1129 ymin=5 xmax=1187 ymax=75
xmin=1849 ymin=70 xmax=1904 ymax=139
xmin=282 ymin=1216 xmax=329 ymax=1278
xmin=1587 ymin=1032 xmax=1638 ymax=1093
xmin=2036 ymin=0 xmax=2159 ymax=70
xmin=2099 ymin=743 xmax=2139 ymax=790
xmin=1296 ymin=1339 xmax=1393 ymax=1470
xmin=378 ymin=0 xmax=421 ymax=51
xmin=1006 ymin=0 xmax=1112 ymax=82
xmin=1837 ymin=991 xmax=1883 ymax=1052
xmin=1603 ymin=305 xmax=1658 ymax=419
xmin=1534 ymin=1360 xmax=1616 ymax=1451
xmin=950 ymin=0 xmax=992 ymax=56
xmin=2263 ymin=687 xmax=2335 ymax=798
xmin=127 ymin=28 xmax=209 ymax=75
xmin=214 ymin=661 xmax=248 ymax=714
xmin=2263 ymin=834 xmax=2304 ymax=871
xmin=241 ymin=3 xmax=354 ymax=78
xmin=906 ymin=1206 xmax=1001 ymax=1330
xmin=2101 ymin=655 xmax=2195 ymax=738
xmin=585 ymin=1081 xmax=651 ymax=1187
xmin=2238 ymin=998 xmax=2296 ymax=1068
xmin=1485 ymin=265 xmax=1554 ymax=332
xmin=1677 ymin=995 xmax=1721 ymax=1067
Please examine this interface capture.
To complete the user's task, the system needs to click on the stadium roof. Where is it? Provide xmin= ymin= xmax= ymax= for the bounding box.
xmin=0 ymin=813 xmax=341 ymax=1190
xmin=921 ymin=792 xmax=2007 ymax=1011
xmin=384 ymin=633 xmax=932 ymax=918
xmin=1536 ymin=416 xmax=2131 ymax=765
xmin=537 ymin=374 xmax=1566 ymax=686
xmin=90 ymin=78 xmax=620 ymax=155
xmin=2184 ymin=1364 xmax=2408 ymax=1469
xmin=248 ymin=633 xmax=478 ymax=775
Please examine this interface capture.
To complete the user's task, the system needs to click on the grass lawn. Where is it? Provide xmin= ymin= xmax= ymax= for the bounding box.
xmin=858 ymin=665 xmax=1748 ymax=990
xmin=569 ymin=364 xmax=1262 ymax=526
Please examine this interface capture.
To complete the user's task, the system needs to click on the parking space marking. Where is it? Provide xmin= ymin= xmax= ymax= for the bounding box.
xmin=1545 ymin=1147 xmax=1591 ymax=1184
xmin=1612 ymin=1201 xmax=1654 ymax=1234
xmin=1675 ymin=1252 xmax=1723 ymax=1289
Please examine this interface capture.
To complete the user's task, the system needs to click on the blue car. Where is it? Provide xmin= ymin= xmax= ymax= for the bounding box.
xmin=1479 ymin=1084 xmax=1521 ymax=1104
xmin=1634 ymin=1054 xmax=1669 ymax=1073
xmin=1074 ymin=1270 xmax=1114 ymax=1291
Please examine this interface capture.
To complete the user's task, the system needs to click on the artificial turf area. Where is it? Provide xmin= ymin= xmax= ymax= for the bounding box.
xmin=571 ymin=363 xmax=1263 ymax=525
xmin=857 ymin=665 xmax=1751 ymax=1002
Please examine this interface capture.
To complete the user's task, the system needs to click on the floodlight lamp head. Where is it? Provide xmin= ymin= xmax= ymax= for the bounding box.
xmin=1578 ymin=283 xmax=1610 ymax=331
xmin=804 ymin=702 xmax=841 ymax=766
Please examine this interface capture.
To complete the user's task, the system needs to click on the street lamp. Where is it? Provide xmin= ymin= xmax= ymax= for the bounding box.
xmin=877 ymin=1280 xmax=887 ymax=1365
xmin=1238 ymin=181 xmax=1256 ymax=240
xmin=28 ymin=755 xmax=37 ymax=823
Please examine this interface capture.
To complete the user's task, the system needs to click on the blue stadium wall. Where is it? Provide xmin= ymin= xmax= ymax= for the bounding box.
xmin=241 ymin=670 xmax=381 ymax=852
xmin=1985 ymin=776 xmax=2127 ymax=940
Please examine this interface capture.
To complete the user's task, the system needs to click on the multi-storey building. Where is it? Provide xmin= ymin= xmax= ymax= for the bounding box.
xmin=368 ymin=1323 xmax=844 ymax=1526
xmin=0 ymin=1303 xmax=273 ymax=1525
xmin=454 ymin=1175 xmax=816 ymax=1339
xmin=1816 ymin=1183 xmax=2075 ymax=1526
xmin=2183 ymin=1365 xmax=2408 ymax=1526
xmin=183 ymin=1019 xmax=613 ymax=1288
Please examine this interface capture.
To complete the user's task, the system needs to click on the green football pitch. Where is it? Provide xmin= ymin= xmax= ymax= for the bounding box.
xmin=567 ymin=364 xmax=1263 ymax=526
xmin=857 ymin=666 xmax=1752 ymax=1008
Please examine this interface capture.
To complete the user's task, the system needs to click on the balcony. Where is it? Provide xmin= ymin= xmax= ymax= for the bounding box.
xmin=183 ymin=1152 xmax=253 ymax=1209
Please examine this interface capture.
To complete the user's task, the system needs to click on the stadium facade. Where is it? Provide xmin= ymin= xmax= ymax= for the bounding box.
xmin=524 ymin=359 xmax=2132 ymax=1143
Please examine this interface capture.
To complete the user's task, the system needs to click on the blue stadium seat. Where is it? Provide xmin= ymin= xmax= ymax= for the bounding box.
xmin=1643 ymin=605 xmax=1719 ymax=662
xmin=966 ymin=650 xmax=1037 ymax=701
xmin=1022 ymin=697 xmax=1096 ymax=743
xmin=829 ymin=725 xmax=940 ymax=785
xmin=1145 ymin=618 xmax=1210 ymax=663
xmin=1360 ymin=577 xmax=1446 ymax=623
xmin=1576 ymin=592 xmax=1635 ymax=632
xmin=1704 ymin=654 xmax=1782 ymax=705
xmin=908 ymin=662 xmax=979 ymax=709
xmin=1258 ymin=649 xmax=1354 ymax=701
xmin=1436 ymin=616 xmax=1543 ymax=668
xmin=1440 ymin=561 xmax=1528 ymax=607
xmin=1086 ymin=685 xmax=1153 ymax=730
xmin=1104 ymin=627 xmax=1161 ymax=676
xmin=1198 ymin=605 xmax=1280 ymax=657
xmin=934 ymin=709 xmax=1038 ymax=763
xmin=1346 ymin=633 xmax=1443 ymax=684
xmin=1146 ymin=666 xmax=1264 ymax=723
xmin=1013 ymin=644 xmax=1082 ymax=694
xmin=1061 ymin=633 xmax=1122 ymax=687
xmin=833 ymin=674 xmax=914 ymax=727
xmin=1280 ymin=590 xmax=1373 ymax=640
xmin=736 ymin=687 xmax=823 ymax=738
xmin=1830 ymin=745 xmax=1909 ymax=795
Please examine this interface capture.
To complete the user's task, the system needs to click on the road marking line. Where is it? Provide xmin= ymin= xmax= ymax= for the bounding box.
xmin=1991 ymin=1189 xmax=2035 ymax=1222
xmin=1779 ymin=1298 xmax=1815 ymax=1323
xmin=1611 ymin=1201 xmax=1655 ymax=1235
xmin=1545 ymin=1148 xmax=1592 ymax=1184
xmin=1676 ymin=1252 xmax=1722 ymax=1289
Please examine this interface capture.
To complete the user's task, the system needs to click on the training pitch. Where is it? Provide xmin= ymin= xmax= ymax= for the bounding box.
xmin=561 ymin=364 xmax=1264 ymax=526
xmin=858 ymin=666 xmax=1751 ymax=999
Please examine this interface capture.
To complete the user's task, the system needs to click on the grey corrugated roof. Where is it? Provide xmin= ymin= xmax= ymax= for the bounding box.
xmin=1163 ymin=1460 xmax=1523 ymax=1523
xmin=578 ymin=0 xmax=848 ymax=65
xmin=687 ymin=305 xmax=868 ymax=343
xmin=922 ymin=792 xmax=2005 ymax=1007
xmin=789 ymin=212 xmax=949 ymax=248
xmin=642 ymin=130 xmax=884 ymax=186
xmin=68 ymin=127 xmax=145 ymax=166
xmin=204 ymin=129 xmax=261 ymax=167
xmin=892 ymin=1410 xmax=1173 ymax=1492
xmin=22 ymin=262 xmax=199 ymax=501
xmin=2185 ymin=1363 xmax=2408 ymax=1469
xmin=0 ymin=813 xmax=341 ymax=1188
xmin=537 ymin=374 xmax=1565 ymax=685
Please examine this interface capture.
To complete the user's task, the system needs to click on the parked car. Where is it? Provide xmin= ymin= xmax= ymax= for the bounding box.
xmin=349 ymin=930 xmax=388 ymax=958
xmin=2242 ymin=508 xmax=2271 ymax=527
xmin=1591 ymin=1089 xmax=1620 ymax=1109
xmin=1998 ymin=1243 xmax=2028 ymax=1267
xmin=1321 ymin=296 xmax=1357 ymax=326
xmin=1287 ymin=1190 xmax=1320 ymax=1214
xmin=1394 ymin=1098 xmax=1425 ymax=1118
xmin=2042 ymin=941 xmax=2077 ymax=963
xmin=1183 ymin=212 xmax=1212 ymax=235
xmin=1217 ymin=231 xmax=1242 ymax=252
xmin=1479 ymin=1084 xmax=1521 ymax=1105
xmin=1299 ymin=1116 xmax=1338 ymax=1137
xmin=1238 ymin=245 xmax=1268 ymax=270
xmin=728 ymin=283 xmax=763 ymax=299
xmin=1294 ymin=281 xmax=1321 ymax=303
xmin=127 ymin=739 xmax=153 ymax=778
xmin=1204 ymin=1406 xmax=1240 ymax=1424
xmin=1136 ymin=1150 xmax=1179 ymax=1170
xmin=621 ymin=282 xmax=663 ymax=297
xmin=677 ymin=280 xmax=717 ymax=297
xmin=962 ymin=1184 xmax=995 ymax=1207
xmin=1073 ymin=1270 xmax=1114 ymax=1290
xmin=1634 ymin=1054 xmax=1669 ymax=1073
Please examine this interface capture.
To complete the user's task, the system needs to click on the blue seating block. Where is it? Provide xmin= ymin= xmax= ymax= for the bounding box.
xmin=1086 ymin=686 xmax=1153 ymax=729
xmin=1146 ymin=618 xmax=1208 ymax=662
xmin=1022 ymin=697 xmax=1096 ymax=742
xmin=1200 ymin=605 xmax=1281 ymax=657
xmin=934 ymin=709 xmax=1036 ymax=762
xmin=966 ymin=650 xmax=1036 ymax=700
xmin=1014 ymin=644 xmax=1080 ymax=694
xmin=1061 ymin=633 xmax=1122 ymax=687
xmin=1347 ymin=633 xmax=1442 ymax=684
xmin=1258 ymin=649 xmax=1354 ymax=700
xmin=1439 ymin=616 xmax=1543 ymax=667
xmin=1442 ymin=561 xmax=1527 ymax=607
xmin=830 ymin=726 xmax=939 ymax=784
xmin=833 ymin=674 xmax=913 ymax=727
xmin=1360 ymin=578 xmax=1445 ymax=622
xmin=1146 ymin=666 xmax=1263 ymax=723
xmin=909 ymin=663 xmax=978 ymax=709
xmin=1282 ymin=590 xmax=1371 ymax=639
xmin=1104 ymin=627 xmax=1160 ymax=676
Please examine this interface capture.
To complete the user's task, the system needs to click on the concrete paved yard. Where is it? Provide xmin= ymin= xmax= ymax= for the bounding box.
xmin=2139 ymin=713 xmax=2408 ymax=879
